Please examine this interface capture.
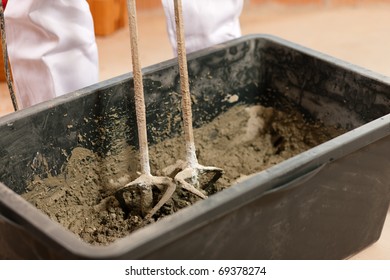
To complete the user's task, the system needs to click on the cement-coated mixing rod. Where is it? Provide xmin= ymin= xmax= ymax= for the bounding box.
xmin=127 ymin=0 xmax=151 ymax=176
xmin=0 ymin=5 xmax=18 ymax=111
xmin=173 ymin=0 xmax=198 ymax=168
xmin=117 ymin=0 xmax=177 ymax=221
xmin=171 ymin=0 xmax=223 ymax=193
xmin=115 ymin=0 xmax=220 ymax=219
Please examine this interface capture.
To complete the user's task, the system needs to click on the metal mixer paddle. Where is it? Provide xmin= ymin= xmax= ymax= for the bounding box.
xmin=0 ymin=4 xmax=18 ymax=111
xmin=114 ymin=0 xmax=177 ymax=220
xmin=115 ymin=0 xmax=223 ymax=221
xmin=167 ymin=0 xmax=223 ymax=194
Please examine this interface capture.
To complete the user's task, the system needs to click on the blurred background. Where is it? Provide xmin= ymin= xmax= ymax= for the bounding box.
xmin=1 ymin=0 xmax=390 ymax=115
xmin=0 ymin=0 xmax=389 ymax=259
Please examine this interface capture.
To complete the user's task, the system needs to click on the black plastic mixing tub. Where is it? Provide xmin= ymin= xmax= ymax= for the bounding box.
xmin=0 ymin=35 xmax=389 ymax=259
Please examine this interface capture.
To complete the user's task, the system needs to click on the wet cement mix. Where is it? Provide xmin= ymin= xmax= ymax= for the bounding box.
xmin=23 ymin=104 xmax=344 ymax=245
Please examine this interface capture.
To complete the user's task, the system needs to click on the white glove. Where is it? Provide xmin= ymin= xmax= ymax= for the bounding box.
xmin=5 ymin=0 xmax=99 ymax=109
xmin=162 ymin=0 xmax=243 ymax=55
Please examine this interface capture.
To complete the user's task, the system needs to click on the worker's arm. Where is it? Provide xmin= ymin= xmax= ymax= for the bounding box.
xmin=4 ymin=0 xmax=98 ymax=109
xmin=162 ymin=0 xmax=244 ymax=54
